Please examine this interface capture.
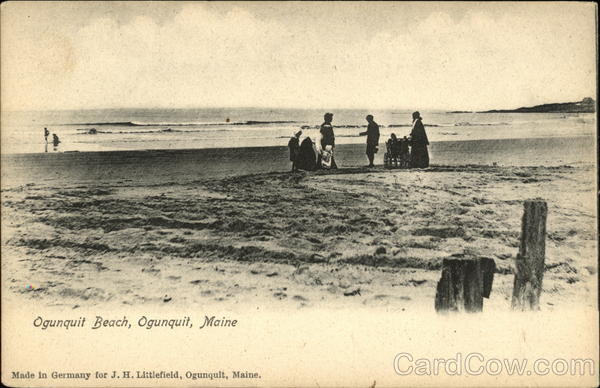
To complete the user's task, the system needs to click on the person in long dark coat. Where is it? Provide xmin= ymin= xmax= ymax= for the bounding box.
xmin=409 ymin=111 xmax=429 ymax=168
xmin=288 ymin=130 xmax=302 ymax=171
xmin=359 ymin=115 xmax=380 ymax=167
xmin=295 ymin=137 xmax=319 ymax=171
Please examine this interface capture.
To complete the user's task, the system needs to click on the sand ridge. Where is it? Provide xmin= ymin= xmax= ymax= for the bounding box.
xmin=1 ymin=163 xmax=596 ymax=312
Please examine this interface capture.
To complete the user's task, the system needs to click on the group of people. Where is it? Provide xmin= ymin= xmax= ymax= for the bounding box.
xmin=44 ymin=127 xmax=61 ymax=148
xmin=384 ymin=111 xmax=430 ymax=168
xmin=288 ymin=111 xmax=429 ymax=171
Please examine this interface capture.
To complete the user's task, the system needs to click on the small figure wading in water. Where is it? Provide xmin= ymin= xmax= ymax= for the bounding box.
xmin=52 ymin=133 xmax=61 ymax=150
xmin=359 ymin=115 xmax=380 ymax=167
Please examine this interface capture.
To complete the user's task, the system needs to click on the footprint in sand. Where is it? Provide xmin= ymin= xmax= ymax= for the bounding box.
xmin=141 ymin=267 xmax=160 ymax=275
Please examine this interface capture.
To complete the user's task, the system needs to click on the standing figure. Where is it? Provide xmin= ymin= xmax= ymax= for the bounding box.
xmin=319 ymin=112 xmax=337 ymax=169
xmin=409 ymin=111 xmax=429 ymax=168
xmin=385 ymin=133 xmax=400 ymax=168
xmin=399 ymin=136 xmax=411 ymax=168
xmin=44 ymin=128 xmax=49 ymax=143
xmin=359 ymin=115 xmax=380 ymax=167
xmin=288 ymin=130 xmax=302 ymax=172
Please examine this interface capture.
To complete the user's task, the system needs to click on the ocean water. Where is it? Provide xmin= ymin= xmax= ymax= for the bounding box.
xmin=1 ymin=107 xmax=596 ymax=154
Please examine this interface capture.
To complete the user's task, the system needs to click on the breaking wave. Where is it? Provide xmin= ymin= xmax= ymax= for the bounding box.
xmin=453 ymin=121 xmax=509 ymax=126
xmin=69 ymin=120 xmax=298 ymax=127
xmin=76 ymin=128 xmax=230 ymax=135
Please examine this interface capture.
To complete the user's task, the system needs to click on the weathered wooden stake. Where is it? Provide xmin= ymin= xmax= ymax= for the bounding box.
xmin=435 ymin=256 xmax=496 ymax=313
xmin=512 ymin=200 xmax=547 ymax=311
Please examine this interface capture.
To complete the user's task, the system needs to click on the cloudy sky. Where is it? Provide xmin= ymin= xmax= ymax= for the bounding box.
xmin=1 ymin=1 xmax=596 ymax=111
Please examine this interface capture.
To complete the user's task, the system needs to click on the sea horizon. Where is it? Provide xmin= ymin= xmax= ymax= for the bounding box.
xmin=2 ymin=95 xmax=595 ymax=114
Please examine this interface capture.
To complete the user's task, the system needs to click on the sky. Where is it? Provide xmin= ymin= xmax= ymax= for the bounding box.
xmin=1 ymin=1 xmax=597 ymax=111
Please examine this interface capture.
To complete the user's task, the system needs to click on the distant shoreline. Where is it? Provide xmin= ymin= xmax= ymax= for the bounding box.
xmin=476 ymin=98 xmax=595 ymax=114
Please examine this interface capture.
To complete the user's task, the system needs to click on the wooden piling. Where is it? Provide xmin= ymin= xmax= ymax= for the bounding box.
xmin=512 ymin=200 xmax=548 ymax=311
xmin=435 ymin=256 xmax=496 ymax=313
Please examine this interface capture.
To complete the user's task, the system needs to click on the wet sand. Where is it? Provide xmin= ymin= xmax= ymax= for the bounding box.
xmin=1 ymin=136 xmax=597 ymax=312
xmin=1 ymin=136 xmax=595 ymax=187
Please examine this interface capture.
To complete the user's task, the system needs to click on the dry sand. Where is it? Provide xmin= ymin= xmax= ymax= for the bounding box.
xmin=1 ymin=141 xmax=596 ymax=312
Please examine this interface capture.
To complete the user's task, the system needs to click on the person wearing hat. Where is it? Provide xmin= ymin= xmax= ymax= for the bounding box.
xmin=359 ymin=114 xmax=380 ymax=167
xmin=319 ymin=112 xmax=337 ymax=169
xmin=409 ymin=111 xmax=429 ymax=168
xmin=288 ymin=130 xmax=302 ymax=172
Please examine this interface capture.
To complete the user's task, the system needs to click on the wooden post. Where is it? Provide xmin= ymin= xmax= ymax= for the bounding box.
xmin=512 ymin=200 xmax=548 ymax=311
xmin=435 ymin=256 xmax=496 ymax=313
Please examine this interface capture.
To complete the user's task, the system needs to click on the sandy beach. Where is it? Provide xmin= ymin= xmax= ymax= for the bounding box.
xmin=1 ymin=137 xmax=596 ymax=312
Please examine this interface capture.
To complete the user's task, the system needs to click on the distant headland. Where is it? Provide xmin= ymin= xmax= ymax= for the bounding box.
xmin=477 ymin=97 xmax=596 ymax=113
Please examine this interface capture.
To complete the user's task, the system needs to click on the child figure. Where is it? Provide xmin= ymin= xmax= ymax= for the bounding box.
xmin=288 ymin=130 xmax=302 ymax=172
xmin=321 ymin=145 xmax=334 ymax=169
xmin=399 ymin=136 xmax=411 ymax=168
xmin=52 ymin=133 xmax=61 ymax=147
xmin=385 ymin=133 xmax=400 ymax=168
